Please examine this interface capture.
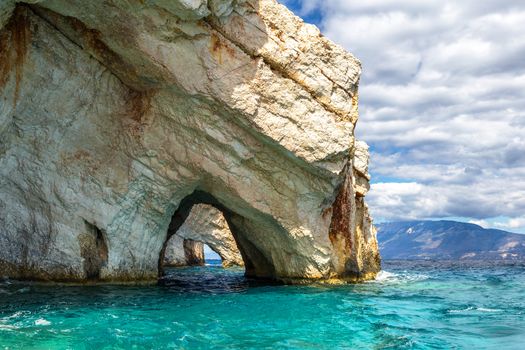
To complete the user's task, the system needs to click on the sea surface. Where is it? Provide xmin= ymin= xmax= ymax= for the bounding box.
xmin=1 ymin=260 xmax=524 ymax=349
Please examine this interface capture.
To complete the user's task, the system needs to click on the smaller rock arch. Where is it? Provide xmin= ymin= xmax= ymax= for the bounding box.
xmin=162 ymin=204 xmax=244 ymax=268
xmin=163 ymin=235 xmax=205 ymax=267
xmin=158 ymin=190 xmax=276 ymax=279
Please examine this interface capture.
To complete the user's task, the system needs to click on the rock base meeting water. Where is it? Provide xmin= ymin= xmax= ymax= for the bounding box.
xmin=1 ymin=260 xmax=524 ymax=349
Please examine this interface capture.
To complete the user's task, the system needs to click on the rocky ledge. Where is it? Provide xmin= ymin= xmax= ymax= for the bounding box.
xmin=0 ymin=0 xmax=380 ymax=283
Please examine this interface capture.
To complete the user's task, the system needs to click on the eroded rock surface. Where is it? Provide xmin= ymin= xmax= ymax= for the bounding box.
xmin=0 ymin=0 xmax=380 ymax=283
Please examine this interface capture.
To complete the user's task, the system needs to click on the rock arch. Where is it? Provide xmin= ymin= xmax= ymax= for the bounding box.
xmin=163 ymin=236 xmax=205 ymax=267
xmin=0 ymin=0 xmax=380 ymax=283
xmin=163 ymin=204 xmax=243 ymax=268
xmin=159 ymin=190 xmax=283 ymax=279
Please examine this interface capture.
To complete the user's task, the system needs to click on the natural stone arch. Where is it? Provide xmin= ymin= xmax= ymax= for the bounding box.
xmin=163 ymin=235 xmax=205 ymax=267
xmin=163 ymin=204 xmax=243 ymax=268
xmin=0 ymin=0 xmax=380 ymax=283
xmin=159 ymin=190 xmax=278 ymax=279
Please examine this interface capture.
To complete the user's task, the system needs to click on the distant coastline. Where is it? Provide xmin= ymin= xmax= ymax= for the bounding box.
xmin=377 ymin=220 xmax=525 ymax=260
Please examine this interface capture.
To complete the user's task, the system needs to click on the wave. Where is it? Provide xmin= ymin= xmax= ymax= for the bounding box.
xmin=370 ymin=270 xmax=430 ymax=284
xmin=0 ymin=324 xmax=19 ymax=331
xmin=0 ymin=286 xmax=30 ymax=296
xmin=1 ymin=311 xmax=28 ymax=321
xmin=34 ymin=318 xmax=51 ymax=326
xmin=447 ymin=307 xmax=502 ymax=314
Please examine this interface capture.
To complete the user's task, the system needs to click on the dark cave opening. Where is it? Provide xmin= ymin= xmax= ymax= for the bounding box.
xmin=80 ymin=221 xmax=108 ymax=280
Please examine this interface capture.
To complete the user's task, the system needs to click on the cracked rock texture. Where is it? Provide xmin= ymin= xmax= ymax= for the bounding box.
xmin=0 ymin=0 xmax=380 ymax=283
xmin=164 ymin=204 xmax=244 ymax=267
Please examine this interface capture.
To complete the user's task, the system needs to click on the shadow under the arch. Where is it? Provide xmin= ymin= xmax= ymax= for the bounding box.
xmin=158 ymin=265 xmax=283 ymax=294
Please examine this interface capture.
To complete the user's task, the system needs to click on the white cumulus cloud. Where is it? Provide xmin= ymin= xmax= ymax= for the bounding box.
xmin=282 ymin=0 xmax=525 ymax=232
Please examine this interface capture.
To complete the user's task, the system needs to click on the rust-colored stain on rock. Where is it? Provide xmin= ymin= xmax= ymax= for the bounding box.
xmin=210 ymin=32 xmax=235 ymax=64
xmin=65 ymin=15 xmax=139 ymax=81
xmin=124 ymin=89 xmax=154 ymax=138
xmin=0 ymin=6 xmax=31 ymax=106
xmin=328 ymin=172 xmax=353 ymax=251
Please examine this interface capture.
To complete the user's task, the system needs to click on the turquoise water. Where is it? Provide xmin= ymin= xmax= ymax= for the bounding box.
xmin=1 ymin=260 xmax=524 ymax=349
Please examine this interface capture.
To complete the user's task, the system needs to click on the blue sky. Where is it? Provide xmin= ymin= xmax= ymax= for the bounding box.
xmin=203 ymin=244 xmax=220 ymax=260
xmin=281 ymin=0 xmax=525 ymax=233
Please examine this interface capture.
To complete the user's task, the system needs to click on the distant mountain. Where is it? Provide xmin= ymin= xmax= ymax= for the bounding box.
xmin=376 ymin=220 xmax=525 ymax=260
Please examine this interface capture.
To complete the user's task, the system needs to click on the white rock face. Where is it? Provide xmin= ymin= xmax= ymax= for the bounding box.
xmin=164 ymin=204 xmax=244 ymax=267
xmin=164 ymin=235 xmax=191 ymax=267
xmin=0 ymin=0 xmax=380 ymax=283
xmin=163 ymin=235 xmax=205 ymax=266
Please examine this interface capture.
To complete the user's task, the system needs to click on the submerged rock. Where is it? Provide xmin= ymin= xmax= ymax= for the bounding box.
xmin=0 ymin=0 xmax=380 ymax=283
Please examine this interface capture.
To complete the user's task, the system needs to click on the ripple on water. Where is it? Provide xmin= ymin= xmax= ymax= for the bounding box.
xmin=0 ymin=261 xmax=524 ymax=349
xmin=447 ymin=306 xmax=503 ymax=314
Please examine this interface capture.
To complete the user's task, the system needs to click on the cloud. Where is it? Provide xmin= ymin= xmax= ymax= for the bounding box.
xmin=468 ymin=219 xmax=489 ymax=228
xmin=496 ymin=218 xmax=525 ymax=229
xmin=282 ymin=0 xmax=525 ymax=232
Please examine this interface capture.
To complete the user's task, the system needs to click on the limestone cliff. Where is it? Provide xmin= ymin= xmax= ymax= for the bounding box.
xmin=0 ymin=0 xmax=380 ymax=283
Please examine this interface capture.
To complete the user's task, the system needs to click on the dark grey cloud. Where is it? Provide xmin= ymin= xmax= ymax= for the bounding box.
xmin=282 ymin=0 xmax=525 ymax=232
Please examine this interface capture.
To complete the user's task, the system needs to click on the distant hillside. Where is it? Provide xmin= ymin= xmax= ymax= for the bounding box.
xmin=376 ymin=220 xmax=525 ymax=260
